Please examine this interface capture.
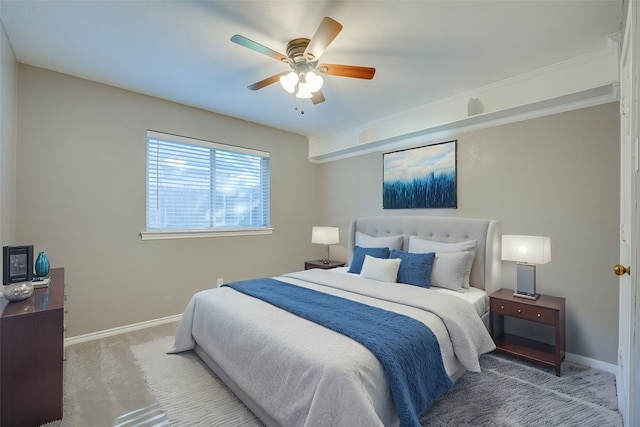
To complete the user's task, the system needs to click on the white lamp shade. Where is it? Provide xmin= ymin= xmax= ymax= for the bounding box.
xmin=279 ymin=72 xmax=298 ymax=93
xmin=306 ymin=71 xmax=323 ymax=93
xmin=312 ymin=226 xmax=339 ymax=245
xmin=502 ymin=235 xmax=551 ymax=264
xmin=296 ymin=82 xmax=313 ymax=99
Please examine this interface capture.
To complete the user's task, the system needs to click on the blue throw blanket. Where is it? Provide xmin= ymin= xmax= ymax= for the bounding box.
xmin=224 ymin=278 xmax=454 ymax=427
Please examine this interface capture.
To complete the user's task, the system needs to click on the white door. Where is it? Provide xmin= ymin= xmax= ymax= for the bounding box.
xmin=618 ymin=2 xmax=638 ymax=425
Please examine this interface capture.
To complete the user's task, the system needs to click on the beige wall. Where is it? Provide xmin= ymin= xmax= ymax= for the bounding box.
xmin=16 ymin=65 xmax=320 ymax=337
xmin=319 ymin=103 xmax=620 ymax=364
xmin=0 ymin=18 xmax=17 ymax=249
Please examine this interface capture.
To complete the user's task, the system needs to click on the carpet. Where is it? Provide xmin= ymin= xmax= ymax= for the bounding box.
xmin=131 ymin=337 xmax=261 ymax=427
xmin=423 ymin=352 xmax=623 ymax=426
xmin=131 ymin=337 xmax=623 ymax=427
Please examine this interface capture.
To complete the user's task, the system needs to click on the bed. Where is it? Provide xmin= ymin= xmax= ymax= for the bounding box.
xmin=170 ymin=215 xmax=502 ymax=427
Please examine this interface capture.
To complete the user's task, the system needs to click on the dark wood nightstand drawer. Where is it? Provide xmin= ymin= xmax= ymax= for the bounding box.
xmin=304 ymin=260 xmax=346 ymax=270
xmin=490 ymin=299 xmax=556 ymax=326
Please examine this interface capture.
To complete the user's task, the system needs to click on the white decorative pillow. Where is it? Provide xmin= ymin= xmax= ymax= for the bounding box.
xmin=408 ymin=236 xmax=478 ymax=287
xmin=359 ymin=255 xmax=402 ymax=283
xmin=430 ymin=252 xmax=473 ymax=292
xmin=356 ymin=231 xmax=404 ymax=250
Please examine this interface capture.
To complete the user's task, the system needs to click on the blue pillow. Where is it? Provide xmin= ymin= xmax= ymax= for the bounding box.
xmin=348 ymin=246 xmax=390 ymax=274
xmin=390 ymin=249 xmax=436 ymax=288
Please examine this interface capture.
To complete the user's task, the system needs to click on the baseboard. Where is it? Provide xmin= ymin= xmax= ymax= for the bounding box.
xmin=565 ymin=351 xmax=618 ymax=375
xmin=64 ymin=314 xmax=182 ymax=347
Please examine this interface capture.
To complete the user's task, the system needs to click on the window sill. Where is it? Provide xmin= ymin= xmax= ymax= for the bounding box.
xmin=140 ymin=228 xmax=274 ymax=241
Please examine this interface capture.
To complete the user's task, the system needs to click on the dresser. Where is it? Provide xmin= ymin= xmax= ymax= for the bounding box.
xmin=0 ymin=268 xmax=65 ymax=426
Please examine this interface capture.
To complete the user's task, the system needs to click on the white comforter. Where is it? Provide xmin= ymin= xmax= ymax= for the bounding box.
xmin=169 ymin=269 xmax=495 ymax=427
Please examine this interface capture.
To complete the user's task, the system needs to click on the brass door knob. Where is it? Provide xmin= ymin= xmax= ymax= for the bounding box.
xmin=614 ymin=264 xmax=631 ymax=276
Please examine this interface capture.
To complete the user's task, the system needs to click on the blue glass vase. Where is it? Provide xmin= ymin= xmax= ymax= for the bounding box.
xmin=34 ymin=251 xmax=50 ymax=278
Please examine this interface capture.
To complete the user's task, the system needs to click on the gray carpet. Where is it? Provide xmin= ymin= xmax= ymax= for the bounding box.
xmin=38 ymin=323 xmax=177 ymax=427
xmin=423 ymin=352 xmax=622 ymax=426
xmin=132 ymin=337 xmax=622 ymax=427
xmin=131 ymin=337 xmax=261 ymax=426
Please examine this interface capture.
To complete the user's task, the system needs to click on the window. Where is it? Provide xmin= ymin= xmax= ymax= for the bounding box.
xmin=142 ymin=131 xmax=271 ymax=240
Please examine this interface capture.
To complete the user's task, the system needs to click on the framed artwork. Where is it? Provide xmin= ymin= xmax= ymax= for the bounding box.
xmin=3 ymin=245 xmax=34 ymax=285
xmin=383 ymin=140 xmax=457 ymax=209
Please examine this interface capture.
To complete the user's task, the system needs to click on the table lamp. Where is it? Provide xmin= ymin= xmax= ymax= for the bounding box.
xmin=502 ymin=235 xmax=551 ymax=300
xmin=312 ymin=226 xmax=339 ymax=264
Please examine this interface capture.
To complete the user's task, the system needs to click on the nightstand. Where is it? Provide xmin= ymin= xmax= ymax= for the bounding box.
xmin=489 ymin=288 xmax=565 ymax=376
xmin=304 ymin=260 xmax=346 ymax=270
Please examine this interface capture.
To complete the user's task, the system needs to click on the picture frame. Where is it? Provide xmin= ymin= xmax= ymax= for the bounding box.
xmin=3 ymin=245 xmax=34 ymax=285
xmin=383 ymin=140 xmax=457 ymax=209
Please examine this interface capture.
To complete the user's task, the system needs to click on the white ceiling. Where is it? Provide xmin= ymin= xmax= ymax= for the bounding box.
xmin=0 ymin=1 xmax=623 ymax=139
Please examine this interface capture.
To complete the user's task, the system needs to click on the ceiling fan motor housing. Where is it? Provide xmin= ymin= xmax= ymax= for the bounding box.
xmin=285 ymin=38 xmax=314 ymax=64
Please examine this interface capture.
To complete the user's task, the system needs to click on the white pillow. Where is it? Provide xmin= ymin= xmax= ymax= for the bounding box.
xmin=408 ymin=236 xmax=478 ymax=287
xmin=359 ymin=255 xmax=402 ymax=283
xmin=356 ymin=231 xmax=404 ymax=250
xmin=430 ymin=252 xmax=473 ymax=292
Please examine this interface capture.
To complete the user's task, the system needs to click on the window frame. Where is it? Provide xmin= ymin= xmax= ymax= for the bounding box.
xmin=140 ymin=130 xmax=273 ymax=241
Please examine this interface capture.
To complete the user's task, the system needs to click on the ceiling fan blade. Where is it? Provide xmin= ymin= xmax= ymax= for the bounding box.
xmin=311 ymin=90 xmax=325 ymax=105
xmin=231 ymin=34 xmax=289 ymax=62
xmin=318 ymin=64 xmax=376 ymax=80
xmin=247 ymin=72 xmax=288 ymax=91
xmin=304 ymin=17 xmax=343 ymax=62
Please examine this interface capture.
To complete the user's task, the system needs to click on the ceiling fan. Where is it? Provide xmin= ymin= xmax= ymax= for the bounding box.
xmin=231 ymin=17 xmax=376 ymax=105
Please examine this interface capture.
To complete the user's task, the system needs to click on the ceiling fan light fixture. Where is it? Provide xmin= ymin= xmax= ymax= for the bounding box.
xmin=233 ymin=16 xmax=375 ymax=105
xmin=279 ymin=71 xmax=299 ymax=93
xmin=296 ymin=82 xmax=313 ymax=99
xmin=306 ymin=71 xmax=323 ymax=93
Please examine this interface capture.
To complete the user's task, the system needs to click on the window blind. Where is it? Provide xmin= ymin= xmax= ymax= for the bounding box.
xmin=146 ymin=131 xmax=270 ymax=231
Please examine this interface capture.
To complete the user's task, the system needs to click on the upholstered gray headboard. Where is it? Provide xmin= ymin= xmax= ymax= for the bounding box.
xmin=347 ymin=216 xmax=502 ymax=294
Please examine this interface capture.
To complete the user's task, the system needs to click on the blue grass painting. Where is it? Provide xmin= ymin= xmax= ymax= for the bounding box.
xmin=383 ymin=141 xmax=457 ymax=209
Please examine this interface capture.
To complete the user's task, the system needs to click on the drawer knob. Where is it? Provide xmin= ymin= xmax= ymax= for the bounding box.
xmin=517 ymin=309 xmax=522 ymax=313
xmin=500 ymin=305 xmax=505 ymax=310
xmin=537 ymin=313 xmax=542 ymax=318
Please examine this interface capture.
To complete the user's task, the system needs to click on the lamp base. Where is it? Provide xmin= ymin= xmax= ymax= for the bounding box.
xmin=322 ymin=245 xmax=331 ymax=265
xmin=515 ymin=263 xmax=539 ymax=300
xmin=513 ymin=291 xmax=540 ymax=300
